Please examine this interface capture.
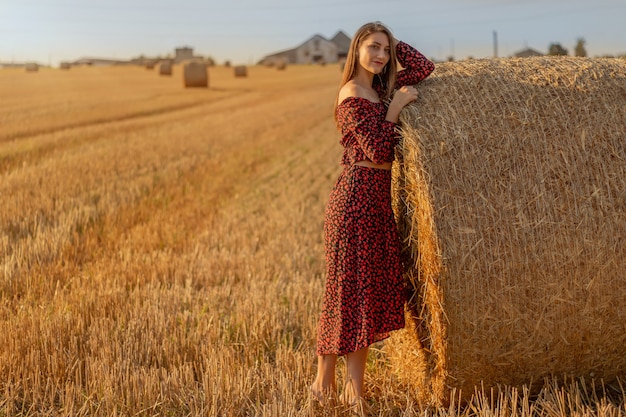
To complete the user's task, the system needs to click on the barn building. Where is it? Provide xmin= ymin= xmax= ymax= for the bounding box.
xmin=259 ymin=31 xmax=351 ymax=66
xmin=72 ymin=57 xmax=130 ymax=66
xmin=174 ymin=47 xmax=194 ymax=63
xmin=512 ymin=47 xmax=544 ymax=58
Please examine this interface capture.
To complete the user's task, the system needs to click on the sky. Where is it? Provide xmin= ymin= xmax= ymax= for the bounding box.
xmin=1 ymin=0 xmax=625 ymax=67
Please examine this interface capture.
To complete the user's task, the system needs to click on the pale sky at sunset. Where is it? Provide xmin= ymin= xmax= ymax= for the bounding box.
xmin=1 ymin=0 xmax=624 ymax=66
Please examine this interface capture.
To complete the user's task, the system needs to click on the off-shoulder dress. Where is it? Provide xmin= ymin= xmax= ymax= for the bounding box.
xmin=316 ymin=42 xmax=434 ymax=356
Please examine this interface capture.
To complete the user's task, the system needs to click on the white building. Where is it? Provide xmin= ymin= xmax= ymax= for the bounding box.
xmin=259 ymin=31 xmax=351 ymax=65
xmin=174 ymin=47 xmax=194 ymax=63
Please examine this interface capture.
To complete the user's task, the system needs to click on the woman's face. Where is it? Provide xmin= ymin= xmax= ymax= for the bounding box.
xmin=357 ymin=32 xmax=391 ymax=75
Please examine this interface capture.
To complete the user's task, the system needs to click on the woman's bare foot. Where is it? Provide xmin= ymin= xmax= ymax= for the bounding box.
xmin=310 ymin=384 xmax=324 ymax=405
xmin=311 ymin=354 xmax=338 ymax=407
xmin=310 ymin=383 xmax=336 ymax=407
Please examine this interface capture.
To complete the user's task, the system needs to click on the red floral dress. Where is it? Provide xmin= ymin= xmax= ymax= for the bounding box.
xmin=316 ymin=42 xmax=434 ymax=356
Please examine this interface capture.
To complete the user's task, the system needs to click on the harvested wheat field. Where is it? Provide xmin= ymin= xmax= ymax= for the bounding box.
xmin=389 ymin=57 xmax=626 ymax=407
xmin=1 ymin=61 xmax=625 ymax=416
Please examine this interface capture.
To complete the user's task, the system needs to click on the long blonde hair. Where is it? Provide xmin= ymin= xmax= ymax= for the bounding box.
xmin=334 ymin=21 xmax=398 ymax=119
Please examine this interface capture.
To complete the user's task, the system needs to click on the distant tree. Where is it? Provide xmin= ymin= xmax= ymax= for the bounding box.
xmin=574 ymin=38 xmax=587 ymax=57
xmin=548 ymin=43 xmax=568 ymax=56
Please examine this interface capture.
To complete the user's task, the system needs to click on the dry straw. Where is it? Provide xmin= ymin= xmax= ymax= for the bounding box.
xmin=388 ymin=57 xmax=626 ymax=407
xmin=234 ymin=65 xmax=248 ymax=77
xmin=183 ymin=61 xmax=208 ymax=88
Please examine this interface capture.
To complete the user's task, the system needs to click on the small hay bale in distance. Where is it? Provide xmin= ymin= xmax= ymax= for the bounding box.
xmin=276 ymin=59 xmax=287 ymax=70
xmin=183 ymin=61 xmax=208 ymax=88
xmin=233 ymin=65 xmax=247 ymax=77
xmin=387 ymin=57 xmax=626 ymax=406
xmin=25 ymin=63 xmax=39 ymax=72
xmin=158 ymin=60 xmax=173 ymax=76
xmin=59 ymin=62 xmax=71 ymax=70
xmin=338 ymin=58 xmax=346 ymax=72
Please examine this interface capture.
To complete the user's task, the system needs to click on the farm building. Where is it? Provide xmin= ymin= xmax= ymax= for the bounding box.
xmin=173 ymin=47 xmax=206 ymax=64
xmin=259 ymin=31 xmax=351 ymax=65
xmin=174 ymin=47 xmax=194 ymax=63
xmin=512 ymin=47 xmax=544 ymax=57
xmin=0 ymin=62 xmax=43 ymax=69
xmin=72 ymin=57 xmax=131 ymax=66
xmin=70 ymin=47 xmax=201 ymax=67
xmin=330 ymin=31 xmax=351 ymax=60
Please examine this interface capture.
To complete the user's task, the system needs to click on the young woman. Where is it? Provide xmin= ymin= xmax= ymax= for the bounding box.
xmin=311 ymin=21 xmax=434 ymax=410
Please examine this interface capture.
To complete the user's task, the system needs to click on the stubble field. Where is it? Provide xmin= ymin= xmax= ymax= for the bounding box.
xmin=1 ymin=63 xmax=422 ymax=416
xmin=1 ymin=64 xmax=623 ymax=417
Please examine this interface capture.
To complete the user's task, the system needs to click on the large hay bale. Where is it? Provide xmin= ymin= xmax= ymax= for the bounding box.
xmin=388 ymin=57 xmax=626 ymax=406
xmin=234 ymin=65 xmax=247 ymax=77
xmin=59 ymin=62 xmax=71 ymax=70
xmin=183 ymin=61 xmax=208 ymax=88
xmin=159 ymin=60 xmax=173 ymax=76
xmin=25 ymin=63 xmax=38 ymax=72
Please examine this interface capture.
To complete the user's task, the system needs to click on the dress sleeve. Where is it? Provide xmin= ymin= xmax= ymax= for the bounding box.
xmin=395 ymin=41 xmax=435 ymax=87
xmin=339 ymin=99 xmax=399 ymax=164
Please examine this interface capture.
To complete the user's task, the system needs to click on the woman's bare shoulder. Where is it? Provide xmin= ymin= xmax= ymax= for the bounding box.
xmin=337 ymin=82 xmax=381 ymax=108
xmin=337 ymin=81 xmax=361 ymax=105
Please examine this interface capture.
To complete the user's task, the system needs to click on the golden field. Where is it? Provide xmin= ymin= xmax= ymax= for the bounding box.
xmin=1 ymin=64 xmax=624 ymax=416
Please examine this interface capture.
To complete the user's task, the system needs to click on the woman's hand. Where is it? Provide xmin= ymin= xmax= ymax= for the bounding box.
xmin=385 ymin=86 xmax=418 ymax=123
xmin=393 ymin=86 xmax=418 ymax=107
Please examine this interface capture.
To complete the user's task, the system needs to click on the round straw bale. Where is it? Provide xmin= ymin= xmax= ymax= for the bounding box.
xmin=59 ymin=62 xmax=71 ymax=70
xmin=25 ymin=63 xmax=38 ymax=72
xmin=276 ymin=59 xmax=287 ymax=70
xmin=183 ymin=61 xmax=208 ymax=88
xmin=388 ymin=57 xmax=626 ymax=406
xmin=158 ymin=60 xmax=172 ymax=76
xmin=233 ymin=65 xmax=247 ymax=77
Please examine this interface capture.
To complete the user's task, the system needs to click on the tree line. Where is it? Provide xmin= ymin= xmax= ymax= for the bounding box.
xmin=548 ymin=38 xmax=587 ymax=56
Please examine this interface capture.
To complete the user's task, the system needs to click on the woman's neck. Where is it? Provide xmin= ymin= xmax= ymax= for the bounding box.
xmin=354 ymin=67 xmax=375 ymax=88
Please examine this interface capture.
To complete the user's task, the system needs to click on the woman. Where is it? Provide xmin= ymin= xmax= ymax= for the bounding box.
xmin=311 ymin=21 xmax=434 ymax=409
